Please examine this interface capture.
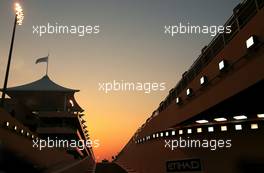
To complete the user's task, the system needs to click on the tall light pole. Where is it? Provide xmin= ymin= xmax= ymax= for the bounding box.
xmin=1 ymin=3 xmax=24 ymax=107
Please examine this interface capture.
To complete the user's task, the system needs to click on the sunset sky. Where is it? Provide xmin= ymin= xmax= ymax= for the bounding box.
xmin=0 ymin=0 xmax=240 ymax=161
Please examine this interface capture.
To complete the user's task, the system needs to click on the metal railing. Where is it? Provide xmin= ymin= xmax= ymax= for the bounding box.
xmin=155 ymin=0 xmax=263 ymax=115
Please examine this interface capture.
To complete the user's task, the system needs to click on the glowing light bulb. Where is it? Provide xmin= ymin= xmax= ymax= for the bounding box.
xmin=15 ymin=3 xmax=24 ymax=25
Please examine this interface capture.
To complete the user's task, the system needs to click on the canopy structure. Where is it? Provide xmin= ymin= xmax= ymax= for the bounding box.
xmin=3 ymin=75 xmax=83 ymax=112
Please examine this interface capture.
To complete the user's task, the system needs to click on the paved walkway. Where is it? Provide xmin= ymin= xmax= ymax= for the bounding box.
xmin=95 ymin=163 xmax=127 ymax=173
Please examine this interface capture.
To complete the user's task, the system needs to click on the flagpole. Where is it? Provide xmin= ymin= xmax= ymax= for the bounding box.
xmin=46 ymin=53 xmax=49 ymax=75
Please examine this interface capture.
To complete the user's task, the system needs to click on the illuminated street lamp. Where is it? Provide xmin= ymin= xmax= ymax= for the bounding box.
xmin=1 ymin=3 xmax=24 ymax=107
xmin=15 ymin=3 xmax=24 ymax=25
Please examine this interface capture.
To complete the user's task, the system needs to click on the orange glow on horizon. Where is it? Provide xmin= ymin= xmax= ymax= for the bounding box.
xmin=77 ymin=90 xmax=165 ymax=162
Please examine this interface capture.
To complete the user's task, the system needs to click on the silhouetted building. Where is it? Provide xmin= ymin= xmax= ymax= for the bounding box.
xmin=0 ymin=75 xmax=95 ymax=172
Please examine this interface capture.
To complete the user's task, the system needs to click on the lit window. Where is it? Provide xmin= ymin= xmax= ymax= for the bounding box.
xmin=179 ymin=130 xmax=183 ymax=135
xmin=32 ymin=135 xmax=34 ymax=139
xmin=69 ymin=99 xmax=74 ymax=107
xmin=214 ymin=117 xmax=227 ymax=122
xmin=165 ymin=132 xmax=169 ymax=136
xmin=235 ymin=124 xmax=242 ymax=130
xmin=208 ymin=127 xmax=214 ymax=132
xmin=187 ymin=129 xmax=192 ymax=134
xmin=233 ymin=115 xmax=247 ymax=120
xmin=251 ymin=124 xmax=258 ymax=129
xmin=14 ymin=126 xmax=17 ymax=131
xmin=246 ymin=36 xmax=258 ymax=49
xmin=160 ymin=132 xmax=163 ymax=137
xmin=186 ymin=88 xmax=192 ymax=96
xmin=196 ymin=120 xmax=208 ymax=124
xmin=172 ymin=131 xmax=176 ymax=136
xmin=221 ymin=126 xmax=227 ymax=131
xmin=218 ymin=60 xmax=226 ymax=71
xmin=200 ymin=76 xmax=207 ymax=85
xmin=20 ymin=129 xmax=24 ymax=134
xmin=197 ymin=128 xmax=202 ymax=133
xmin=153 ymin=134 xmax=155 ymax=138
xmin=176 ymin=97 xmax=181 ymax=104
xmin=6 ymin=122 xmax=9 ymax=127
xmin=246 ymin=36 xmax=254 ymax=48
xmin=257 ymin=114 xmax=264 ymax=118
xmin=27 ymin=132 xmax=29 ymax=136
xmin=156 ymin=133 xmax=159 ymax=138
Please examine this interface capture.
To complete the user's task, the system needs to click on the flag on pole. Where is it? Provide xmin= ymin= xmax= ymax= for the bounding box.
xmin=35 ymin=55 xmax=49 ymax=75
xmin=35 ymin=56 xmax=48 ymax=64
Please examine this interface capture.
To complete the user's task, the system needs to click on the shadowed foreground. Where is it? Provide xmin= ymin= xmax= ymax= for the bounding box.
xmin=95 ymin=163 xmax=127 ymax=173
